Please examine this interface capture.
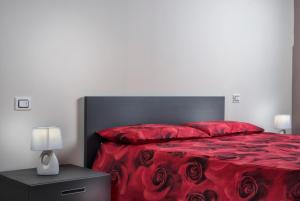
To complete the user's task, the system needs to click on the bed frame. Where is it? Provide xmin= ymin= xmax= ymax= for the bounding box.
xmin=82 ymin=96 xmax=225 ymax=168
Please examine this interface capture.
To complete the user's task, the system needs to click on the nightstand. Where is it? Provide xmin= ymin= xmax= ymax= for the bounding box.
xmin=0 ymin=164 xmax=110 ymax=201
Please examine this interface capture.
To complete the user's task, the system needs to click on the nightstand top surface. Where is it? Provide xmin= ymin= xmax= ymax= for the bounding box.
xmin=0 ymin=164 xmax=109 ymax=187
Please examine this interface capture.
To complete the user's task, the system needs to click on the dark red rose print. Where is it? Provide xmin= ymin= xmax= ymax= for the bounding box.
xmin=186 ymin=190 xmax=218 ymax=201
xmin=288 ymin=183 xmax=300 ymax=201
xmin=116 ymin=134 xmax=131 ymax=144
xmin=239 ymin=176 xmax=258 ymax=199
xmin=187 ymin=193 xmax=206 ymax=201
xmin=237 ymin=172 xmax=267 ymax=201
xmin=136 ymin=150 xmax=154 ymax=167
xmin=142 ymin=164 xmax=177 ymax=200
xmin=109 ymin=162 xmax=129 ymax=195
xmin=185 ymin=157 xmax=207 ymax=184
xmin=111 ymin=164 xmax=121 ymax=185
xmin=285 ymin=172 xmax=300 ymax=201
xmin=152 ymin=167 xmax=168 ymax=190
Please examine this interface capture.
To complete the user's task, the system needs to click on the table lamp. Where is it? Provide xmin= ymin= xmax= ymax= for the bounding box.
xmin=31 ymin=126 xmax=63 ymax=175
xmin=274 ymin=114 xmax=291 ymax=134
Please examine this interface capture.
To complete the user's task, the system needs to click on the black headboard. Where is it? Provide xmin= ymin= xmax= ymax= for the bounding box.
xmin=82 ymin=96 xmax=225 ymax=168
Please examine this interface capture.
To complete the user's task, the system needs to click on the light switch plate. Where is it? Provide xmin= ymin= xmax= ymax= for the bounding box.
xmin=15 ymin=97 xmax=32 ymax=111
xmin=232 ymin=94 xmax=241 ymax=103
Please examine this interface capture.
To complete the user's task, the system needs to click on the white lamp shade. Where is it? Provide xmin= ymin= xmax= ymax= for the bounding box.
xmin=274 ymin=114 xmax=292 ymax=130
xmin=31 ymin=127 xmax=63 ymax=151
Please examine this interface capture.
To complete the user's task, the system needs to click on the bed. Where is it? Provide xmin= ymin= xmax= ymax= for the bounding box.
xmin=82 ymin=97 xmax=300 ymax=201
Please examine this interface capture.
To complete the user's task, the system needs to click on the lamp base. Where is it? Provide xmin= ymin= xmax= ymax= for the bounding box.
xmin=280 ymin=129 xmax=287 ymax=134
xmin=37 ymin=151 xmax=59 ymax=175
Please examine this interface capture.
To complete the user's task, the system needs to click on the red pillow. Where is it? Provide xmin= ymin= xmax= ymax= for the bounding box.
xmin=183 ymin=121 xmax=264 ymax=137
xmin=97 ymin=124 xmax=209 ymax=144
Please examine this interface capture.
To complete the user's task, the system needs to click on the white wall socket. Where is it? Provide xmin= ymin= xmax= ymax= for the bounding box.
xmin=232 ymin=94 xmax=241 ymax=103
xmin=15 ymin=97 xmax=32 ymax=111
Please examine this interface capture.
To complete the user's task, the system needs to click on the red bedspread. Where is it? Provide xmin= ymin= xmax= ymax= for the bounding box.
xmin=92 ymin=133 xmax=300 ymax=201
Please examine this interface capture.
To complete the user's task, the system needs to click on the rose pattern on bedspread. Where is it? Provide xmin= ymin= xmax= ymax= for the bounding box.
xmin=93 ymin=133 xmax=300 ymax=201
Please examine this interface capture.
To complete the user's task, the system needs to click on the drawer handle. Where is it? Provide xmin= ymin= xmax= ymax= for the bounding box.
xmin=61 ymin=187 xmax=86 ymax=196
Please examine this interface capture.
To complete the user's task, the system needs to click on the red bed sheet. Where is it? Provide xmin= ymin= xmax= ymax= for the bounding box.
xmin=92 ymin=133 xmax=300 ymax=201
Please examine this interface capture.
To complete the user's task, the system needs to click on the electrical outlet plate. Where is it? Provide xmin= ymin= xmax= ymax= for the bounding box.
xmin=15 ymin=97 xmax=32 ymax=111
xmin=232 ymin=94 xmax=241 ymax=103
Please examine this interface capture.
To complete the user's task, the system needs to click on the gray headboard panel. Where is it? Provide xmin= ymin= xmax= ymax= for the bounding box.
xmin=82 ymin=96 xmax=225 ymax=168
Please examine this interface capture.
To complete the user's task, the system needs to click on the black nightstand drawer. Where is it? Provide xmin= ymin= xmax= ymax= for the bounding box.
xmin=30 ymin=177 xmax=110 ymax=201
xmin=0 ymin=165 xmax=111 ymax=201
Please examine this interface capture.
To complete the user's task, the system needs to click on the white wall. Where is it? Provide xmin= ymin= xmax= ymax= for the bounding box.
xmin=0 ymin=0 xmax=293 ymax=171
